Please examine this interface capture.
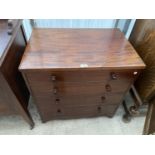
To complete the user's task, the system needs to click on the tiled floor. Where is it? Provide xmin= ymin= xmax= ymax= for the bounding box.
xmin=0 ymin=93 xmax=146 ymax=135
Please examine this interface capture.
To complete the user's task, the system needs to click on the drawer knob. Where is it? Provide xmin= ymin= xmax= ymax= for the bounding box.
xmin=111 ymin=72 xmax=117 ymax=80
xmin=97 ymin=106 xmax=102 ymax=112
xmin=55 ymin=98 xmax=60 ymax=104
xmin=7 ymin=19 xmax=13 ymax=35
xmin=57 ymin=109 xmax=61 ymax=113
xmin=105 ymin=84 xmax=112 ymax=92
xmin=101 ymin=96 xmax=106 ymax=101
xmin=51 ymin=75 xmax=56 ymax=81
xmin=53 ymin=88 xmax=58 ymax=94
xmin=133 ymin=71 xmax=138 ymax=75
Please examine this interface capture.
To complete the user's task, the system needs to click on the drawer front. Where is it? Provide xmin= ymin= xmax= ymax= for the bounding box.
xmin=29 ymin=80 xmax=131 ymax=97
xmin=34 ymin=92 xmax=123 ymax=107
xmin=34 ymin=82 xmax=106 ymax=96
xmin=39 ymin=104 xmax=119 ymax=122
xmin=26 ymin=69 xmax=136 ymax=85
xmin=26 ymin=70 xmax=109 ymax=83
xmin=56 ymin=80 xmax=132 ymax=93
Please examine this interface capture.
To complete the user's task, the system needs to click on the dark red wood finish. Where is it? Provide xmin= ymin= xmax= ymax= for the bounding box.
xmin=19 ymin=29 xmax=145 ymax=122
xmin=0 ymin=20 xmax=34 ymax=128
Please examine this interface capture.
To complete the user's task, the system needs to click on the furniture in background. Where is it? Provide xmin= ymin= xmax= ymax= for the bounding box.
xmin=122 ymin=84 xmax=144 ymax=122
xmin=122 ymin=20 xmax=155 ymax=127
xmin=143 ymin=97 xmax=155 ymax=134
xmin=129 ymin=19 xmax=155 ymax=134
xmin=0 ymin=20 xmax=34 ymax=128
xmin=130 ymin=19 xmax=155 ymax=103
xmin=19 ymin=29 xmax=145 ymax=122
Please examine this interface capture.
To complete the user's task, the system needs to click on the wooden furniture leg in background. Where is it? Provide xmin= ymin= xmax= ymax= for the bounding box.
xmin=129 ymin=85 xmax=143 ymax=115
xmin=122 ymin=85 xmax=144 ymax=123
xmin=122 ymin=100 xmax=132 ymax=123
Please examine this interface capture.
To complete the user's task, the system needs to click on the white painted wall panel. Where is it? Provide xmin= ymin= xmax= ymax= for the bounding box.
xmin=22 ymin=19 xmax=32 ymax=41
xmin=125 ymin=19 xmax=136 ymax=39
xmin=34 ymin=19 xmax=117 ymax=28
xmin=22 ymin=19 xmax=136 ymax=41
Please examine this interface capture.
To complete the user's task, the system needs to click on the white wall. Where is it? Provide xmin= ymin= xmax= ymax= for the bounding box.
xmin=22 ymin=19 xmax=136 ymax=41
xmin=22 ymin=19 xmax=33 ymax=41
xmin=33 ymin=19 xmax=117 ymax=28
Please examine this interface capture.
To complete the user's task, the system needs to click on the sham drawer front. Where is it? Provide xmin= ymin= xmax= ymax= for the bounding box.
xmin=32 ymin=82 xmax=106 ymax=96
xmin=26 ymin=70 xmax=109 ymax=83
xmin=34 ymin=92 xmax=123 ymax=107
xmin=28 ymin=80 xmax=132 ymax=97
xmin=26 ymin=69 xmax=137 ymax=85
xmin=39 ymin=104 xmax=119 ymax=122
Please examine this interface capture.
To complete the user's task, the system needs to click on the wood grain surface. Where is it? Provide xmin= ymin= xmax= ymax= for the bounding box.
xmin=0 ymin=20 xmax=34 ymax=127
xmin=129 ymin=19 xmax=155 ymax=102
xmin=20 ymin=28 xmax=145 ymax=122
xmin=19 ymin=28 xmax=145 ymax=71
xmin=143 ymin=98 xmax=155 ymax=134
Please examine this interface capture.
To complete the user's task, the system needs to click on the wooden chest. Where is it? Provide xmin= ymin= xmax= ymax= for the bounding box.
xmin=0 ymin=20 xmax=33 ymax=127
xmin=19 ymin=28 xmax=145 ymax=122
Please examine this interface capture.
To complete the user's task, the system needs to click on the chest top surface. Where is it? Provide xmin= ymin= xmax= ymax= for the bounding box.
xmin=19 ymin=28 xmax=145 ymax=71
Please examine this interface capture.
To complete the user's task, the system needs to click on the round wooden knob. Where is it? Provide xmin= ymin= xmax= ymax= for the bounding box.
xmin=51 ymin=75 xmax=56 ymax=81
xmin=8 ymin=20 xmax=13 ymax=27
xmin=97 ymin=106 xmax=102 ymax=112
xmin=57 ymin=109 xmax=61 ymax=113
xmin=133 ymin=71 xmax=138 ymax=75
xmin=111 ymin=72 xmax=117 ymax=80
xmin=101 ymin=96 xmax=106 ymax=101
xmin=105 ymin=84 xmax=112 ymax=92
xmin=53 ymin=88 xmax=58 ymax=94
xmin=7 ymin=20 xmax=13 ymax=35
xmin=55 ymin=98 xmax=60 ymax=104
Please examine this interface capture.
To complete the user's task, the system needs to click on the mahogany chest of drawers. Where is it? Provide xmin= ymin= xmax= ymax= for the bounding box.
xmin=19 ymin=28 xmax=145 ymax=122
xmin=0 ymin=20 xmax=33 ymax=127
